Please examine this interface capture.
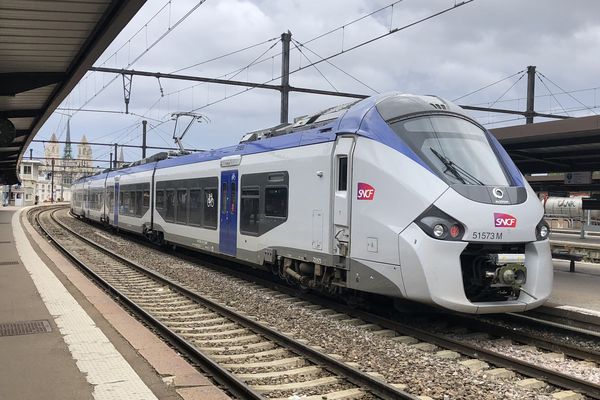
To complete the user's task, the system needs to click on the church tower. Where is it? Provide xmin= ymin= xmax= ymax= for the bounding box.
xmin=63 ymin=119 xmax=73 ymax=160
xmin=77 ymin=135 xmax=93 ymax=170
xmin=44 ymin=133 xmax=60 ymax=164
xmin=118 ymin=146 xmax=125 ymax=168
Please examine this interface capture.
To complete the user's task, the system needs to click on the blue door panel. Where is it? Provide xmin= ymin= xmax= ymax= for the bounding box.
xmin=219 ymin=170 xmax=238 ymax=256
xmin=114 ymin=183 xmax=119 ymax=226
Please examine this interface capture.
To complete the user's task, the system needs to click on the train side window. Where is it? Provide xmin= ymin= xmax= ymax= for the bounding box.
xmin=129 ymin=191 xmax=137 ymax=216
xmin=120 ymin=191 xmax=129 ymax=214
xmin=109 ymin=190 xmax=114 ymax=210
xmin=240 ymin=187 xmax=260 ymax=235
xmin=221 ymin=182 xmax=227 ymax=214
xmin=203 ymin=188 xmax=218 ymax=229
xmin=156 ymin=190 xmax=165 ymax=210
xmin=338 ymin=156 xmax=348 ymax=191
xmin=165 ymin=190 xmax=175 ymax=222
xmin=265 ymin=187 xmax=288 ymax=218
xmin=135 ymin=191 xmax=143 ymax=216
xmin=142 ymin=190 xmax=150 ymax=208
xmin=189 ymin=189 xmax=202 ymax=226
xmin=176 ymin=189 xmax=188 ymax=224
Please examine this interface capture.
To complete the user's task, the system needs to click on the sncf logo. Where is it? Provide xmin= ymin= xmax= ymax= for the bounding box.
xmin=494 ymin=213 xmax=517 ymax=228
xmin=357 ymin=183 xmax=375 ymax=200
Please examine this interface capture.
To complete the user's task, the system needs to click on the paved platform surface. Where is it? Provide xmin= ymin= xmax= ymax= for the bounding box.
xmin=551 ymin=231 xmax=600 ymax=246
xmin=0 ymin=206 xmax=230 ymax=400
xmin=549 ymin=258 xmax=600 ymax=313
xmin=0 ymin=207 xmax=92 ymax=400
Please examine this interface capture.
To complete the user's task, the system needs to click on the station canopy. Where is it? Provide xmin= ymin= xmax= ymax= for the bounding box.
xmin=0 ymin=0 xmax=145 ymax=184
xmin=491 ymin=115 xmax=600 ymax=174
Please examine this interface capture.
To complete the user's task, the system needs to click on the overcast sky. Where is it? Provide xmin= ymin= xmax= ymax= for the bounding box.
xmin=32 ymin=0 xmax=600 ymax=166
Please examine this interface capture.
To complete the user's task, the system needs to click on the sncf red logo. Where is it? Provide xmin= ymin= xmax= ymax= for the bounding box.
xmin=494 ymin=213 xmax=517 ymax=228
xmin=357 ymin=183 xmax=375 ymax=200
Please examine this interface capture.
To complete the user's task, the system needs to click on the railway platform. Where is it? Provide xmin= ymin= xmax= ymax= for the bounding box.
xmin=551 ymin=231 xmax=600 ymax=246
xmin=2 ymin=204 xmax=600 ymax=400
xmin=547 ymin=258 xmax=600 ymax=314
xmin=0 ymin=205 xmax=230 ymax=400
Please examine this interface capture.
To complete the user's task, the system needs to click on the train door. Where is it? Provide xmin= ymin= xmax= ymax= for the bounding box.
xmin=332 ymin=136 xmax=355 ymax=263
xmin=84 ymin=182 xmax=91 ymax=216
xmin=219 ymin=170 xmax=238 ymax=256
xmin=102 ymin=176 xmax=109 ymax=222
xmin=114 ymin=181 xmax=120 ymax=227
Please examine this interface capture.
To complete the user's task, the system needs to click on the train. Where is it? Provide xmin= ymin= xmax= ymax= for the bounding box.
xmin=71 ymin=93 xmax=552 ymax=314
xmin=543 ymin=196 xmax=600 ymax=220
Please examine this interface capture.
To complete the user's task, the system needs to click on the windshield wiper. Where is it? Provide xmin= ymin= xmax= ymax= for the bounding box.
xmin=429 ymin=147 xmax=485 ymax=186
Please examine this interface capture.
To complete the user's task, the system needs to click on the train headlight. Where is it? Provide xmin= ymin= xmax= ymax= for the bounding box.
xmin=433 ymin=224 xmax=445 ymax=238
xmin=415 ymin=206 xmax=465 ymax=241
xmin=536 ymin=219 xmax=550 ymax=241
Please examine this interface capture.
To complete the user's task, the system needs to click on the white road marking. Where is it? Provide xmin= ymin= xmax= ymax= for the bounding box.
xmin=13 ymin=209 xmax=158 ymax=400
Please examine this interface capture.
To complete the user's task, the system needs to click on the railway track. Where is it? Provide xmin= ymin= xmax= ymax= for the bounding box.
xmin=527 ymin=305 xmax=600 ymax=334
xmin=47 ymin=205 xmax=600 ymax=399
xmin=417 ymin=311 xmax=600 ymax=365
xmin=300 ymin=298 xmax=600 ymax=399
xmin=33 ymin=206 xmax=417 ymax=400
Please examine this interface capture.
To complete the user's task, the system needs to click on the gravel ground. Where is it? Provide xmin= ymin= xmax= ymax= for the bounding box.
xmin=413 ymin=318 xmax=600 ymax=385
xmin=56 ymin=210 xmax=573 ymax=399
xmin=479 ymin=315 xmax=600 ymax=354
xmin=462 ymin=337 xmax=600 ymax=385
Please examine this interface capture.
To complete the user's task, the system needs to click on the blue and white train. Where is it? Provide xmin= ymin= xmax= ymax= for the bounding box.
xmin=71 ymin=93 xmax=552 ymax=314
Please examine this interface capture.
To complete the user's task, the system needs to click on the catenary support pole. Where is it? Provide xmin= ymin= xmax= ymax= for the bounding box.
xmin=51 ymin=158 xmax=55 ymax=203
xmin=113 ymin=143 xmax=118 ymax=169
xmin=280 ymin=31 xmax=292 ymax=124
xmin=142 ymin=120 xmax=147 ymax=159
xmin=526 ymin=65 xmax=536 ymax=124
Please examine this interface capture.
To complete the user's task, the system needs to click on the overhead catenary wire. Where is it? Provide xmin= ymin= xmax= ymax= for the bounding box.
xmin=463 ymin=85 xmax=600 ymax=107
xmin=116 ymin=0 xmax=437 ymax=125
xmin=452 ymin=69 xmax=526 ymax=102
xmin=145 ymin=0 xmax=424 ymax=112
xmin=537 ymin=70 xmax=598 ymax=115
xmin=291 ymin=38 xmax=380 ymax=94
xmin=488 ymin=71 xmax=526 ymax=108
xmin=227 ymin=39 xmax=282 ymax=81
xmin=291 ymin=40 xmax=338 ymax=93
xmin=187 ymin=0 xmax=475 ymax=114
xmin=481 ymin=116 xmax=525 ymax=126
xmin=301 ymin=0 xmax=404 ymax=47
xmin=130 ymin=37 xmax=282 ymax=127
xmin=283 ymin=1 xmax=475 ymax=79
xmin=71 ymin=0 xmax=209 ymax=117
xmin=68 ymin=1 xmax=174 ymax=111
xmin=171 ymin=36 xmax=280 ymax=74
xmin=72 ymin=0 xmax=476 ymax=156
xmin=535 ymin=74 xmax=570 ymax=117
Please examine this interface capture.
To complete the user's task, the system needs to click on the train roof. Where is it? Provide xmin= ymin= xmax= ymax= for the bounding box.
xmin=73 ymin=93 xmax=469 ymax=185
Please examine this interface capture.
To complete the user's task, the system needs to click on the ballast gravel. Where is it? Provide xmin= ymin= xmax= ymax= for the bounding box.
xmin=57 ymin=210 xmax=580 ymax=400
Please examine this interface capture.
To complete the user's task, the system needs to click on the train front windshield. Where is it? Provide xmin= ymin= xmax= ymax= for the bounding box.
xmin=388 ymin=115 xmax=511 ymax=186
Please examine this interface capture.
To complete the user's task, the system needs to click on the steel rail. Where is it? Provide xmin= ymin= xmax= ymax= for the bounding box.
xmin=42 ymin=207 xmax=418 ymax=400
xmin=308 ymin=298 xmax=600 ymax=400
xmin=529 ymin=305 xmax=600 ymax=333
xmin=33 ymin=207 xmax=263 ymax=400
xmin=445 ymin=313 xmax=600 ymax=364
xmin=504 ymin=313 xmax=600 ymax=339
xmin=59 ymin=206 xmax=600 ymax=398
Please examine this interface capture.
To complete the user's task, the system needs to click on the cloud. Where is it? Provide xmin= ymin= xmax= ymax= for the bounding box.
xmin=33 ymin=0 xmax=600 ymax=164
